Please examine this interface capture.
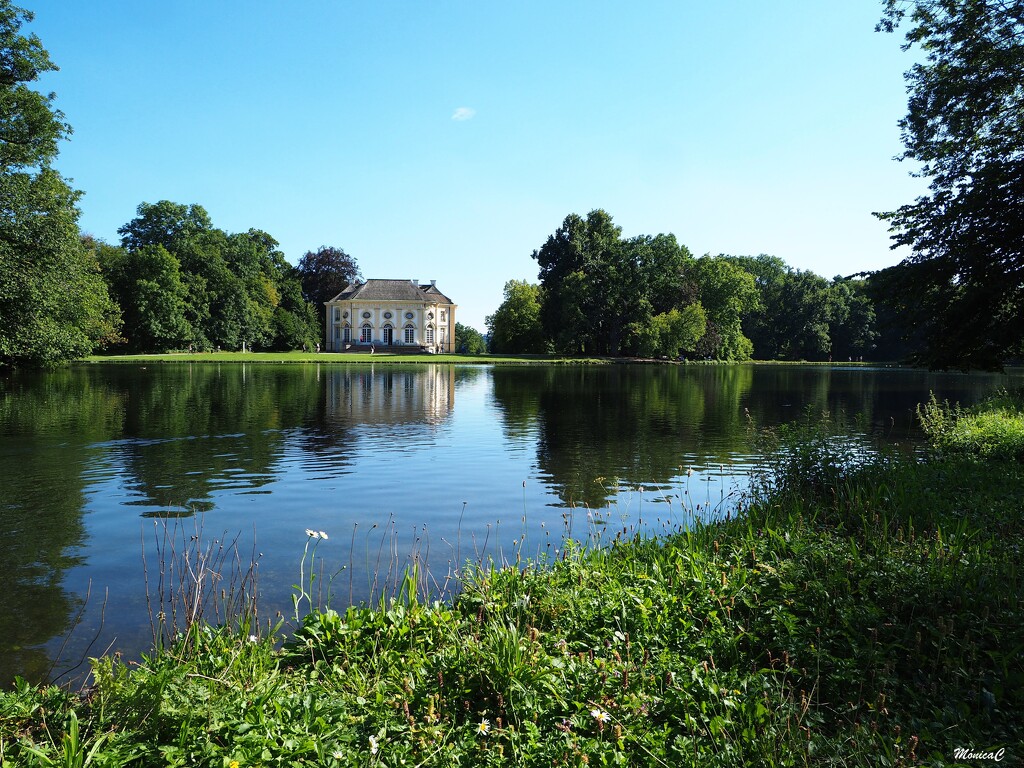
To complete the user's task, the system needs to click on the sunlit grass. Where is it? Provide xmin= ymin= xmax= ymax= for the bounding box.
xmin=81 ymin=350 xmax=608 ymax=365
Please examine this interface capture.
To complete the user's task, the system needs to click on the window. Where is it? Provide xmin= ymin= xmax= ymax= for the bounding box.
xmin=426 ymin=325 xmax=435 ymax=345
xmin=334 ymin=307 xmax=341 ymax=322
xmin=383 ymin=325 xmax=393 ymax=345
xmin=343 ymin=325 xmax=351 ymax=343
xmin=404 ymin=325 xmax=415 ymax=344
xmin=361 ymin=324 xmax=372 ymax=343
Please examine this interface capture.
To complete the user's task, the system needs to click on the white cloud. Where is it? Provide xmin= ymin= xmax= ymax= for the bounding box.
xmin=451 ymin=107 xmax=476 ymax=121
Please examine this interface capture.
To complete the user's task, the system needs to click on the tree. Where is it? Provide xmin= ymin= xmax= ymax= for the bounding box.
xmin=296 ymin=246 xmax=360 ymax=341
xmin=630 ymin=305 xmax=707 ymax=358
xmin=876 ymin=0 xmax=1024 ymax=369
xmin=114 ymin=202 xmax=319 ymax=351
xmin=534 ymin=210 xmax=623 ymax=354
xmin=118 ymin=200 xmax=212 ymax=253
xmin=685 ymin=257 xmax=759 ymax=360
xmin=829 ymin=277 xmax=877 ymax=360
xmin=486 ymin=280 xmax=547 ymax=354
xmin=533 ymin=211 xmax=694 ymax=356
xmin=0 ymin=3 xmax=118 ymax=367
xmin=454 ymin=322 xmax=486 ymax=354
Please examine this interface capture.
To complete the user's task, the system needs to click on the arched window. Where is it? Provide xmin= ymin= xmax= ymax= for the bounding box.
xmin=382 ymin=323 xmax=394 ymax=345
xmin=361 ymin=323 xmax=372 ymax=343
xmin=426 ymin=325 xmax=435 ymax=345
xmin=404 ymin=324 xmax=415 ymax=344
xmin=343 ymin=324 xmax=351 ymax=343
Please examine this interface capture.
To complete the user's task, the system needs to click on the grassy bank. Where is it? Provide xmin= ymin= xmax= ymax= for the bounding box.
xmin=2 ymin=398 xmax=1022 ymax=766
xmin=79 ymin=351 xmax=894 ymax=366
xmin=81 ymin=351 xmax=608 ymax=365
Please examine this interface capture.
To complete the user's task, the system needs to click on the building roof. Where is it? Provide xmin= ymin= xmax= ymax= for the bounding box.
xmin=328 ymin=279 xmax=454 ymax=305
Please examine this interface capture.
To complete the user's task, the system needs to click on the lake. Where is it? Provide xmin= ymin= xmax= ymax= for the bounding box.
xmin=1 ymin=361 xmax=1020 ymax=686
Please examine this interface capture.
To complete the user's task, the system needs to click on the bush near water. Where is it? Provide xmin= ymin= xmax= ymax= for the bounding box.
xmin=1 ymin=394 xmax=1022 ymax=767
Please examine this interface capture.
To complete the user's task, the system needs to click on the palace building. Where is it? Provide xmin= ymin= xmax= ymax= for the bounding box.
xmin=324 ymin=279 xmax=456 ymax=353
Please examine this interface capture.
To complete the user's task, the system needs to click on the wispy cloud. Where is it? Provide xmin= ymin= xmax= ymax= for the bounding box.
xmin=451 ymin=107 xmax=476 ymax=121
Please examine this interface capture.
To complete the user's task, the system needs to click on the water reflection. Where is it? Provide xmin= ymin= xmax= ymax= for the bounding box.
xmin=0 ymin=369 xmax=118 ymax=685
xmin=0 ymin=362 xmax=1020 ymax=687
xmin=491 ymin=365 xmax=755 ymax=508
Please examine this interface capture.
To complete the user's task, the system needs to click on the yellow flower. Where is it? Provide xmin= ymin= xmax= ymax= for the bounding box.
xmin=229 ymin=761 xmax=240 ymax=768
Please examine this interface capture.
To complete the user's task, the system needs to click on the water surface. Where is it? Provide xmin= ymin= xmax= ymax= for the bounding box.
xmin=1 ymin=362 xmax=1019 ymax=685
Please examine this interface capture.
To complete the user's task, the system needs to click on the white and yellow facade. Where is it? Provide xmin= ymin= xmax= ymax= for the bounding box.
xmin=325 ymin=279 xmax=457 ymax=353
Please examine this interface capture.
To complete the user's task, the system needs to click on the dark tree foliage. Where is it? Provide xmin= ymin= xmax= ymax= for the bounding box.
xmin=533 ymin=211 xmax=698 ymax=356
xmin=454 ymin=322 xmax=486 ymax=354
xmin=724 ymin=256 xmax=877 ymax=361
xmin=877 ymin=0 xmax=1024 ymax=369
xmin=486 ymin=280 xmax=547 ymax=354
xmin=296 ymin=246 xmax=361 ymax=307
xmin=684 ymin=256 xmax=758 ymax=361
xmin=110 ymin=201 xmax=319 ymax=352
xmin=0 ymin=3 xmax=118 ymax=367
xmin=864 ymin=265 xmax=924 ymax=361
xmin=829 ymin=277 xmax=877 ymax=361
xmin=533 ymin=211 xmax=624 ymax=355
xmin=295 ymin=246 xmax=361 ymax=344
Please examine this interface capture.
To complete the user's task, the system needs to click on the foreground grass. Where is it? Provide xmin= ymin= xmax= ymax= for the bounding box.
xmin=82 ymin=351 xmax=608 ymax=365
xmin=2 ymin=402 xmax=1022 ymax=766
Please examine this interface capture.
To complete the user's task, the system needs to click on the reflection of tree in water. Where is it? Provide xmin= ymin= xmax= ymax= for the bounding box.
xmin=109 ymin=364 xmax=324 ymax=514
xmin=739 ymin=367 xmax=919 ymax=438
xmin=491 ymin=365 xmax=755 ymax=508
xmin=0 ymin=369 xmax=125 ymax=686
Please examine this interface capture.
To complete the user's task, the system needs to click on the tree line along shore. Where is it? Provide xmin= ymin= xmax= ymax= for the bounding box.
xmin=3 ymin=0 xmax=1023 ymax=372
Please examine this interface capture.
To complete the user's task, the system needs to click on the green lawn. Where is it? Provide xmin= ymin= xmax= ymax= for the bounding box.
xmin=82 ymin=351 xmax=607 ymax=365
xmin=80 ymin=351 xmax=891 ymax=366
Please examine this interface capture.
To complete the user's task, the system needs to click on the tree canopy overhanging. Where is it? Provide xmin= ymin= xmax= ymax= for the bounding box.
xmin=0 ymin=2 xmax=119 ymax=368
xmin=876 ymin=0 xmax=1024 ymax=370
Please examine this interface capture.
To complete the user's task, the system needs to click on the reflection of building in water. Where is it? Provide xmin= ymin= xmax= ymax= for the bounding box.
xmin=325 ymin=365 xmax=455 ymax=426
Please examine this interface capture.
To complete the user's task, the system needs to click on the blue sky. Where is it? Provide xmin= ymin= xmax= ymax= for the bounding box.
xmin=31 ymin=1 xmax=924 ymax=330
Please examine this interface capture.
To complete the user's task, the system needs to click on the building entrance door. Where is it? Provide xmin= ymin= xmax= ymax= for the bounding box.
xmin=383 ymin=326 xmax=393 ymax=345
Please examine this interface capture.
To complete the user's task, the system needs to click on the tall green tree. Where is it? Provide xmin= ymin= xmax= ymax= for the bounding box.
xmin=486 ymin=280 xmax=547 ymax=354
xmin=534 ymin=210 xmax=624 ymax=354
xmin=454 ymin=322 xmax=486 ymax=354
xmin=629 ymin=305 xmax=707 ymax=359
xmin=829 ymin=276 xmax=877 ymax=360
xmin=115 ymin=202 xmax=318 ymax=351
xmin=533 ymin=211 xmax=695 ymax=356
xmin=0 ymin=3 xmax=118 ymax=367
xmin=877 ymin=0 xmax=1024 ymax=369
xmin=686 ymin=256 xmax=759 ymax=360
xmin=296 ymin=245 xmax=361 ymax=343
